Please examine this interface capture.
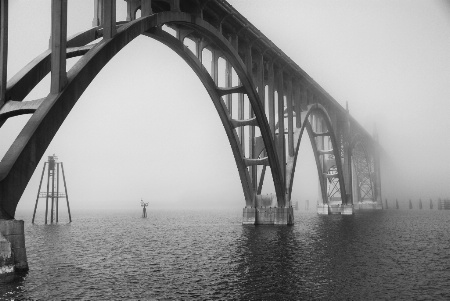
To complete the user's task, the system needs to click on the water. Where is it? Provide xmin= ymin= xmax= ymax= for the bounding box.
xmin=1 ymin=209 xmax=450 ymax=300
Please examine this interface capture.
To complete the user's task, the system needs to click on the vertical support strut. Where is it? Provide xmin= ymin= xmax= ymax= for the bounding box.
xmin=93 ymin=0 xmax=104 ymax=26
xmin=103 ymin=0 xmax=116 ymax=39
xmin=44 ymin=162 xmax=51 ymax=224
xmin=50 ymin=0 xmax=67 ymax=95
xmin=238 ymin=84 xmax=244 ymax=151
xmin=244 ymin=45 xmax=256 ymax=194
xmin=56 ymin=163 xmax=60 ymax=223
xmin=225 ymin=54 xmax=232 ymax=115
xmin=0 ymin=0 xmax=8 ymax=107
xmin=50 ymin=161 xmax=55 ymax=224
xmin=276 ymin=68 xmax=285 ymax=194
xmin=61 ymin=163 xmax=72 ymax=223
xmin=141 ymin=0 xmax=153 ymax=16
xmin=211 ymin=50 xmax=218 ymax=84
xmin=268 ymin=62 xmax=275 ymax=140
xmin=295 ymin=83 xmax=302 ymax=128
xmin=286 ymin=76 xmax=294 ymax=157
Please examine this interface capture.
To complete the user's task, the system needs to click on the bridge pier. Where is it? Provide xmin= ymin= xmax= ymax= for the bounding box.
xmin=242 ymin=207 xmax=294 ymax=225
xmin=354 ymin=202 xmax=382 ymax=210
xmin=317 ymin=203 xmax=354 ymax=215
xmin=0 ymin=220 xmax=28 ymax=282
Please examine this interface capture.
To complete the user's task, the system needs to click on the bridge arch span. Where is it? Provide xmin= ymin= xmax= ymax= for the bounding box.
xmin=286 ymin=103 xmax=347 ymax=208
xmin=0 ymin=12 xmax=285 ymax=218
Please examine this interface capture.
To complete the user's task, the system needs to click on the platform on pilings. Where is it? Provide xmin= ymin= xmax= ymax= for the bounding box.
xmin=242 ymin=207 xmax=294 ymax=225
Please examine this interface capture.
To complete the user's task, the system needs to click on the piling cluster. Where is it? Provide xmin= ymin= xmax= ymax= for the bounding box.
xmin=383 ymin=198 xmax=450 ymax=210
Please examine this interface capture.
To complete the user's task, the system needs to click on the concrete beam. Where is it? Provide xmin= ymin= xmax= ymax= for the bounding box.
xmin=0 ymin=98 xmax=45 ymax=119
xmin=230 ymin=117 xmax=257 ymax=128
xmin=216 ymin=85 xmax=246 ymax=97
xmin=50 ymin=0 xmax=67 ymax=95
xmin=103 ymin=0 xmax=116 ymax=39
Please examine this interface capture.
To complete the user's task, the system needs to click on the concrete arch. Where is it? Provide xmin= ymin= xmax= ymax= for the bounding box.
xmin=0 ymin=12 xmax=284 ymax=218
xmin=286 ymin=103 xmax=347 ymax=206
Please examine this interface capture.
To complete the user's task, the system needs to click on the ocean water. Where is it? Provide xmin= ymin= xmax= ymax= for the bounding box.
xmin=1 ymin=209 xmax=450 ymax=300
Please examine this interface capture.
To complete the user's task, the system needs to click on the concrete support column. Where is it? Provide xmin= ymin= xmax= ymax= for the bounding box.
xmin=196 ymin=38 xmax=204 ymax=63
xmin=276 ymin=68 xmax=285 ymax=184
xmin=286 ymin=77 xmax=294 ymax=156
xmin=211 ymin=50 xmax=218 ymax=84
xmin=232 ymin=37 xmax=245 ymax=152
xmin=50 ymin=0 xmax=67 ymax=95
xmin=267 ymin=62 xmax=275 ymax=140
xmin=256 ymin=52 xmax=264 ymax=106
xmin=238 ymin=90 xmax=244 ymax=152
xmin=295 ymin=82 xmax=302 ymax=128
xmin=225 ymin=55 xmax=232 ymax=115
xmin=0 ymin=220 xmax=28 ymax=281
xmin=141 ymin=0 xmax=153 ymax=16
xmin=0 ymin=0 xmax=8 ymax=108
xmin=244 ymin=46 xmax=256 ymax=192
xmin=125 ymin=0 xmax=141 ymax=21
xmin=93 ymin=0 xmax=104 ymax=27
xmin=103 ymin=0 xmax=116 ymax=39
xmin=165 ymin=0 xmax=180 ymax=12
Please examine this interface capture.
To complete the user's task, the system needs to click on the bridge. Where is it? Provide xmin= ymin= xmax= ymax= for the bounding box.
xmin=0 ymin=0 xmax=382 ymax=277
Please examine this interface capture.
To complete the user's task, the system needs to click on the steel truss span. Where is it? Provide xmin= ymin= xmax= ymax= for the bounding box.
xmin=0 ymin=0 xmax=381 ymax=220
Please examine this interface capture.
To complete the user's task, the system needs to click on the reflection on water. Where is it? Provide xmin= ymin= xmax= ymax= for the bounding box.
xmin=1 ymin=210 xmax=449 ymax=300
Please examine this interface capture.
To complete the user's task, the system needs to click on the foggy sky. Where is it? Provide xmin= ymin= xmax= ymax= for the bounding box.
xmin=1 ymin=1 xmax=449 ymax=215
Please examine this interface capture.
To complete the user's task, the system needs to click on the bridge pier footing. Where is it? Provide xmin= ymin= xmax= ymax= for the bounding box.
xmin=0 ymin=220 xmax=28 ymax=282
xmin=317 ymin=204 xmax=354 ymax=215
xmin=354 ymin=202 xmax=382 ymax=210
xmin=317 ymin=204 xmax=329 ymax=214
xmin=242 ymin=207 xmax=294 ymax=225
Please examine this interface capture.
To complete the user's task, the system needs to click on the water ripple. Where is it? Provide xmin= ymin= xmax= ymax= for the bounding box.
xmin=0 ymin=209 xmax=449 ymax=300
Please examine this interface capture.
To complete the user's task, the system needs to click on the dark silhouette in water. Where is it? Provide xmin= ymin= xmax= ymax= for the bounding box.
xmin=409 ymin=199 xmax=413 ymax=209
xmin=430 ymin=199 xmax=433 ymax=210
xmin=419 ymin=199 xmax=423 ymax=209
xmin=396 ymin=199 xmax=399 ymax=209
xmin=385 ymin=199 xmax=388 ymax=209
xmin=141 ymin=200 xmax=149 ymax=218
